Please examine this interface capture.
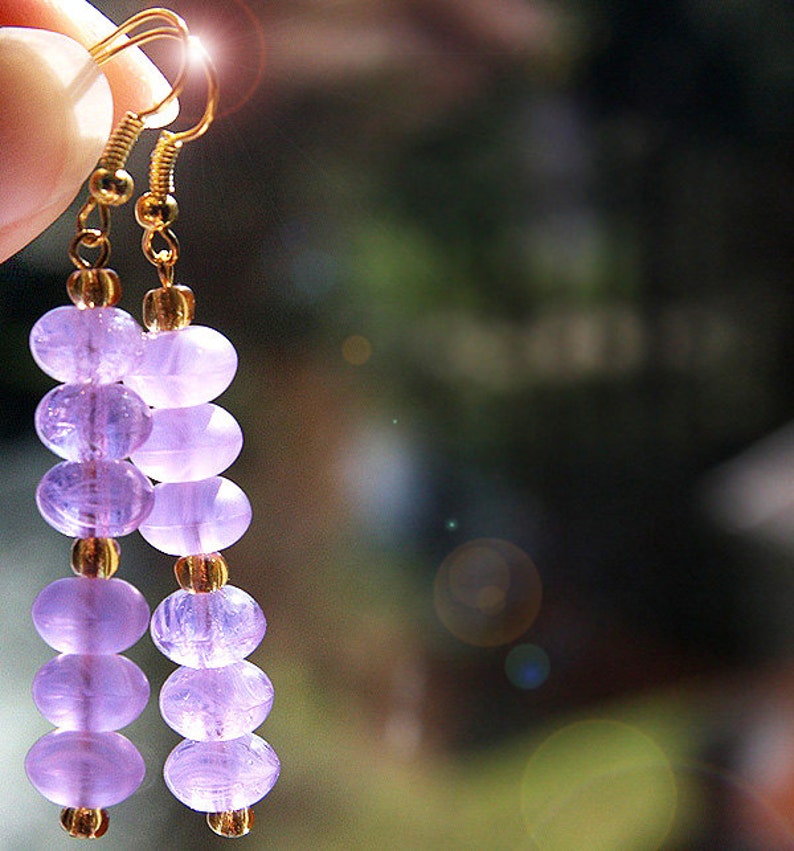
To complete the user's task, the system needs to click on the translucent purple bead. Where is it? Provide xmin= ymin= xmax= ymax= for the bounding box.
xmin=36 ymin=459 xmax=154 ymax=537
xmin=150 ymin=585 xmax=265 ymax=668
xmin=164 ymin=733 xmax=280 ymax=811
xmin=131 ymin=404 xmax=243 ymax=482
xmin=32 ymin=577 xmax=150 ymax=654
xmin=138 ymin=476 xmax=251 ymax=555
xmin=35 ymin=383 xmax=152 ymax=461
xmin=123 ymin=326 xmax=238 ymax=408
xmin=30 ymin=306 xmax=144 ymax=384
xmin=26 ymin=729 xmax=145 ymax=807
xmin=33 ymin=654 xmax=150 ymax=731
xmin=160 ymin=661 xmax=274 ymax=741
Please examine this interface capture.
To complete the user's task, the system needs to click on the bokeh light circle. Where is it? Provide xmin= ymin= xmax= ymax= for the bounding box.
xmin=433 ymin=538 xmax=542 ymax=647
xmin=506 ymin=644 xmax=550 ymax=690
xmin=522 ymin=720 xmax=677 ymax=850
xmin=342 ymin=335 xmax=372 ymax=365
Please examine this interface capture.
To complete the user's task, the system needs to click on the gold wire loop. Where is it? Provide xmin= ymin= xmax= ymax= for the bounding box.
xmin=76 ymin=199 xmax=111 ymax=234
xmin=69 ymin=200 xmax=112 ymax=269
xmin=141 ymin=227 xmax=180 ymax=269
xmin=69 ymin=231 xmax=111 ymax=270
xmin=89 ymin=8 xmax=190 ymax=122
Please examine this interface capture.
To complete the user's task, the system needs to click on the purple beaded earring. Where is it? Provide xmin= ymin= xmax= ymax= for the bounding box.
xmin=125 ymin=38 xmax=280 ymax=839
xmin=24 ymin=11 xmax=278 ymax=841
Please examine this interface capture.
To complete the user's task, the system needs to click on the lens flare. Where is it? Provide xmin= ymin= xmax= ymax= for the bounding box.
xmin=506 ymin=644 xmax=550 ymax=690
xmin=433 ymin=539 xmax=541 ymax=647
xmin=522 ymin=720 xmax=677 ymax=850
xmin=342 ymin=335 xmax=372 ymax=365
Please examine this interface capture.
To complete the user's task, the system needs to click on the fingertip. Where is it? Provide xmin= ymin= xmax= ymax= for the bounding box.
xmin=0 ymin=28 xmax=112 ymax=263
xmin=0 ymin=0 xmax=177 ymax=126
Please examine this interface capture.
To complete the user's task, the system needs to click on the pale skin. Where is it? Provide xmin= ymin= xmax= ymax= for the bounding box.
xmin=0 ymin=0 xmax=171 ymax=263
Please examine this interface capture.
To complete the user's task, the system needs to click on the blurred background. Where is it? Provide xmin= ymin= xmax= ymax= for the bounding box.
xmin=1 ymin=0 xmax=793 ymax=848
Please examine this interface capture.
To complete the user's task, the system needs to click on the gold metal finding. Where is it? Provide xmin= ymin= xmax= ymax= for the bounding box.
xmin=71 ymin=538 xmax=121 ymax=579
xmin=136 ymin=36 xmax=219 ymax=303
xmin=206 ymin=808 xmax=255 ymax=838
xmin=174 ymin=553 xmax=229 ymax=593
xmin=67 ymin=10 xmax=191 ymax=279
xmin=89 ymin=8 xmax=190 ymax=122
xmin=60 ymin=807 xmax=110 ymax=839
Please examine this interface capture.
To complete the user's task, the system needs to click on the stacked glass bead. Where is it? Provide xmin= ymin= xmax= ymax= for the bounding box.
xmin=124 ymin=296 xmax=280 ymax=834
xmin=25 ymin=272 xmax=155 ymax=838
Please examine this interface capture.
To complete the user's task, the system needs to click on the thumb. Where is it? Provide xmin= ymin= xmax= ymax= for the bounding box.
xmin=0 ymin=28 xmax=113 ymax=264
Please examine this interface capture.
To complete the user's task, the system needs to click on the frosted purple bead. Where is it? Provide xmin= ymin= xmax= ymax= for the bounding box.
xmin=32 ymin=577 xmax=150 ymax=654
xmin=164 ymin=733 xmax=280 ymax=811
xmin=138 ymin=476 xmax=251 ymax=555
xmin=33 ymin=654 xmax=150 ymax=731
xmin=30 ymin=306 xmax=144 ymax=384
xmin=131 ymin=404 xmax=243 ymax=482
xmin=123 ymin=326 xmax=238 ymax=408
xmin=36 ymin=383 xmax=152 ymax=461
xmin=36 ymin=459 xmax=154 ymax=537
xmin=26 ymin=729 xmax=145 ymax=807
xmin=160 ymin=661 xmax=274 ymax=740
xmin=150 ymin=585 xmax=265 ymax=668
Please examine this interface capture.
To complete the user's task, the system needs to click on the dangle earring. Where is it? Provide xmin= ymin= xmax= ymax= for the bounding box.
xmin=24 ymin=10 xmax=278 ymax=840
xmin=122 ymin=39 xmax=280 ymax=839
xmin=23 ymin=9 xmax=189 ymax=840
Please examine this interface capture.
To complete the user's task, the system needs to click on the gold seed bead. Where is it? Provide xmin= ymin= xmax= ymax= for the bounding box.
xmin=71 ymin=538 xmax=120 ymax=579
xmin=89 ymin=167 xmax=134 ymax=206
xmin=206 ymin=808 xmax=254 ymax=838
xmin=60 ymin=807 xmax=109 ymax=839
xmin=143 ymin=285 xmax=195 ymax=331
xmin=174 ymin=553 xmax=229 ymax=593
xmin=135 ymin=192 xmax=179 ymax=229
xmin=67 ymin=268 xmax=122 ymax=308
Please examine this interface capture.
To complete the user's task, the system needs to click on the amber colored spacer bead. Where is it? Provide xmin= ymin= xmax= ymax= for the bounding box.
xmin=206 ymin=808 xmax=254 ymax=838
xmin=60 ymin=807 xmax=109 ymax=839
xmin=71 ymin=538 xmax=121 ymax=579
xmin=174 ymin=553 xmax=229 ymax=593
xmin=67 ymin=268 xmax=122 ymax=308
xmin=143 ymin=285 xmax=195 ymax=331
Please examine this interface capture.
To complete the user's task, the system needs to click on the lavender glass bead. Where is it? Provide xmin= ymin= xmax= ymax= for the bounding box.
xmin=138 ymin=476 xmax=251 ymax=555
xmin=163 ymin=733 xmax=280 ymax=811
xmin=150 ymin=585 xmax=265 ymax=668
xmin=33 ymin=654 xmax=150 ymax=731
xmin=130 ymin=404 xmax=243 ymax=482
xmin=36 ymin=383 xmax=152 ymax=461
xmin=123 ymin=326 xmax=238 ymax=408
xmin=30 ymin=306 xmax=144 ymax=384
xmin=36 ymin=459 xmax=154 ymax=537
xmin=32 ymin=576 xmax=150 ymax=654
xmin=160 ymin=661 xmax=274 ymax=741
xmin=26 ymin=729 xmax=145 ymax=807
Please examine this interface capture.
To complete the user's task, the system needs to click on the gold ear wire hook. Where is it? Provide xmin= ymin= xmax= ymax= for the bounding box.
xmin=147 ymin=37 xmax=219 ymax=199
xmin=89 ymin=8 xmax=190 ymax=121
xmin=67 ymin=11 xmax=192 ymax=281
xmin=136 ymin=38 xmax=219 ymax=294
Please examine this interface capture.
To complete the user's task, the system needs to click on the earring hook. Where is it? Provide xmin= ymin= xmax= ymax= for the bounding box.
xmin=135 ymin=35 xmax=220 ymax=298
xmin=89 ymin=7 xmax=191 ymax=122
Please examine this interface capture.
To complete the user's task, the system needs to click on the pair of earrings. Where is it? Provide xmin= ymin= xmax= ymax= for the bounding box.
xmin=22 ymin=9 xmax=279 ymax=840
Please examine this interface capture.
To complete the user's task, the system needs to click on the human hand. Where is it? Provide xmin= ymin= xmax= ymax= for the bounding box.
xmin=0 ymin=0 xmax=174 ymax=263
